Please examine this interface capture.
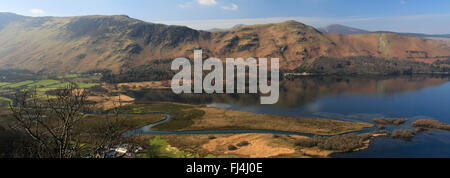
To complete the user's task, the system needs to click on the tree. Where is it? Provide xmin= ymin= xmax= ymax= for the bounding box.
xmin=9 ymin=84 xmax=133 ymax=158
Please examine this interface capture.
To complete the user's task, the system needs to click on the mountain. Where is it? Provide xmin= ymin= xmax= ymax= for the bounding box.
xmin=423 ymin=37 xmax=450 ymax=47
xmin=232 ymin=24 xmax=245 ymax=29
xmin=207 ymin=24 xmax=245 ymax=32
xmin=370 ymin=31 xmax=450 ymax=47
xmin=402 ymin=33 xmax=450 ymax=38
xmin=0 ymin=12 xmax=26 ymax=29
xmin=373 ymin=31 xmax=450 ymax=39
xmin=318 ymin=24 xmax=370 ymax=35
xmin=319 ymin=24 xmax=450 ymax=39
xmin=207 ymin=28 xmax=223 ymax=32
xmin=0 ymin=13 xmax=449 ymax=73
xmin=0 ymin=14 xmax=209 ymax=73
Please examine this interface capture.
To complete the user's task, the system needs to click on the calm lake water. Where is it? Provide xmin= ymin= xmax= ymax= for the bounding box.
xmin=129 ymin=75 xmax=450 ymax=158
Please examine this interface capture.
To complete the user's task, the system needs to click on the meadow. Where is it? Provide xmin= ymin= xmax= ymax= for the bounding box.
xmin=0 ymin=73 xmax=101 ymax=108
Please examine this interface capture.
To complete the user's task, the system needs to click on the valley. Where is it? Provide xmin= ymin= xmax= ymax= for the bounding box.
xmin=0 ymin=12 xmax=450 ymax=158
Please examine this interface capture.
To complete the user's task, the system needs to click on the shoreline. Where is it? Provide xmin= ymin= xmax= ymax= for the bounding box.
xmin=120 ymin=102 xmax=380 ymax=158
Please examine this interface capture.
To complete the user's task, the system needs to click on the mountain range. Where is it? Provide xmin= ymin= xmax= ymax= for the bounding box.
xmin=318 ymin=24 xmax=450 ymax=38
xmin=317 ymin=24 xmax=370 ymax=35
xmin=318 ymin=24 xmax=450 ymax=47
xmin=0 ymin=12 xmax=449 ymax=74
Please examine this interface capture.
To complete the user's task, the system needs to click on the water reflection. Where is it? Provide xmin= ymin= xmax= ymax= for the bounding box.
xmin=129 ymin=75 xmax=450 ymax=109
xmin=127 ymin=75 xmax=450 ymax=158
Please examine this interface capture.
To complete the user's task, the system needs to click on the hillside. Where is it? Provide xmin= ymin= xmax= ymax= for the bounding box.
xmin=424 ymin=37 xmax=450 ymax=47
xmin=0 ymin=12 xmax=26 ymax=29
xmin=0 ymin=13 xmax=449 ymax=73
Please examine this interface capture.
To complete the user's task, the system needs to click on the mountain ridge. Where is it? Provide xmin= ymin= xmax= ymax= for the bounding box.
xmin=0 ymin=13 xmax=449 ymax=73
xmin=318 ymin=24 xmax=370 ymax=35
xmin=318 ymin=23 xmax=450 ymax=38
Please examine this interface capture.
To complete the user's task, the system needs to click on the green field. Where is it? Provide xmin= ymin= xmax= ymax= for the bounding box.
xmin=2 ymin=80 xmax=34 ymax=88
xmin=26 ymin=80 xmax=60 ymax=88
xmin=57 ymin=74 xmax=79 ymax=79
xmin=0 ymin=79 xmax=99 ymax=90
xmin=0 ymin=97 xmax=13 ymax=106
xmin=0 ymin=75 xmax=101 ymax=104
xmin=117 ymin=103 xmax=206 ymax=131
xmin=0 ymin=82 xmax=11 ymax=87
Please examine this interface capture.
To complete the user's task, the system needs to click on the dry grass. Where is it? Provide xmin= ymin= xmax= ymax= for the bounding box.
xmin=374 ymin=118 xmax=409 ymax=126
xmin=156 ymin=134 xmax=303 ymax=158
xmin=116 ymin=81 xmax=171 ymax=90
xmin=201 ymin=134 xmax=300 ymax=158
xmin=88 ymin=94 xmax=134 ymax=110
xmin=296 ymin=134 xmax=372 ymax=152
xmin=411 ymin=119 xmax=450 ymax=131
xmin=425 ymin=37 xmax=450 ymax=47
xmin=185 ymin=107 xmax=374 ymax=136
xmin=296 ymin=132 xmax=388 ymax=157
xmin=391 ymin=129 xmax=416 ymax=141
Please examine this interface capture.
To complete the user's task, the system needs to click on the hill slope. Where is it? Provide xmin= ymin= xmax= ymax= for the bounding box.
xmin=0 ymin=13 xmax=449 ymax=73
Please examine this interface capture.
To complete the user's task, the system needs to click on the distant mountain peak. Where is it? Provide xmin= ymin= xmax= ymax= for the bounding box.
xmin=318 ymin=24 xmax=370 ymax=35
xmin=232 ymin=24 xmax=245 ymax=29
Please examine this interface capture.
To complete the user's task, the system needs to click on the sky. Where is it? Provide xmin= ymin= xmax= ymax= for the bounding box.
xmin=1 ymin=0 xmax=450 ymax=34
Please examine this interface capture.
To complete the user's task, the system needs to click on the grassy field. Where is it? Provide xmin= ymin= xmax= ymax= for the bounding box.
xmin=3 ymin=80 xmax=35 ymax=88
xmin=0 ymin=80 xmax=99 ymax=90
xmin=0 ymin=82 xmax=11 ymax=87
xmin=191 ymin=107 xmax=373 ymax=136
xmin=0 ymin=75 xmax=101 ymax=108
xmin=77 ymin=114 xmax=165 ymax=133
xmin=116 ymin=103 xmax=206 ymax=131
xmin=57 ymin=74 xmax=79 ymax=79
xmin=0 ymin=97 xmax=12 ymax=105
xmin=116 ymin=103 xmax=373 ymax=135
xmin=26 ymin=80 xmax=60 ymax=88
xmin=133 ymin=135 xmax=240 ymax=158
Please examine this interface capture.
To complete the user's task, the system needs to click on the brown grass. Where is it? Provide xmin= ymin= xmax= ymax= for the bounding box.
xmin=296 ymin=133 xmax=371 ymax=152
xmin=411 ymin=119 xmax=450 ymax=131
xmin=296 ymin=132 xmax=388 ymax=157
xmin=391 ymin=129 xmax=416 ymax=141
xmin=116 ymin=81 xmax=171 ymax=90
xmin=201 ymin=134 xmax=299 ymax=158
xmin=88 ymin=94 xmax=134 ymax=110
xmin=185 ymin=107 xmax=374 ymax=136
xmin=151 ymin=131 xmax=388 ymax=158
xmin=373 ymin=118 xmax=409 ymax=126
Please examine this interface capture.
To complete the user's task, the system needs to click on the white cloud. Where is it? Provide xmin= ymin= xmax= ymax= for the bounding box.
xmin=179 ymin=2 xmax=194 ymax=8
xmin=222 ymin=3 xmax=239 ymax=11
xmin=30 ymin=9 xmax=45 ymax=15
xmin=197 ymin=0 xmax=218 ymax=6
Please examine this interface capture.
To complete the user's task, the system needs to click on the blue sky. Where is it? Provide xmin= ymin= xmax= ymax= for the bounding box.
xmin=1 ymin=0 xmax=450 ymax=34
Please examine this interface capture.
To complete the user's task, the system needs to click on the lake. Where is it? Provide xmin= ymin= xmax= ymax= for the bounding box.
xmin=128 ymin=75 xmax=450 ymax=158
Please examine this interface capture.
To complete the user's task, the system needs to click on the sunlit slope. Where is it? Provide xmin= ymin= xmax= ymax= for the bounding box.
xmin=327 ymin=33 xmax=450 ymax=63
xmin=0 ymin=14 xmax=208 ymax=73
xmin=0 ymin=13 xmax=449 ymax=73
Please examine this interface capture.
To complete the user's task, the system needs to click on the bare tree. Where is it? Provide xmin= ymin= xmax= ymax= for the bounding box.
xmin=86 ymin=95 xmax=131 ymax=158
xmin=9 ymin=83 xmax=144 ymax=158
xmin=10 ymin=84 xmax=90 ymax=158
